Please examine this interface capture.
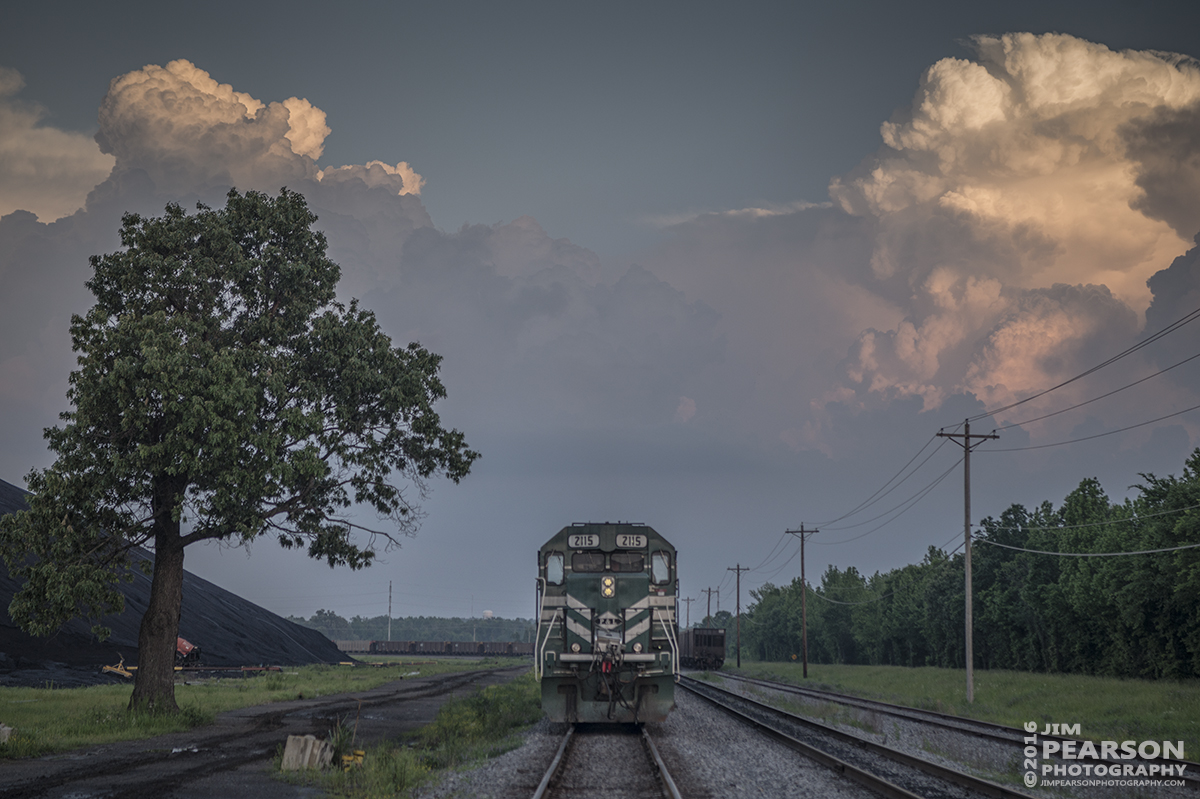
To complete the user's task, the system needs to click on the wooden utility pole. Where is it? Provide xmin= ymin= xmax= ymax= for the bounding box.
xmin=701 ymin=587 xmax=719 ymax=623
xmin=785 ymin=526 xmax=817 ymax=678
xmin=728 ymin=564 xmax=749 ymax=668
xmin=936 ymin=419 xmax=998 ymax=703
xmin=682 ymin=597 xmax=695 ymax=628
xmin=387 ymin=580 xmax=392 ymax=642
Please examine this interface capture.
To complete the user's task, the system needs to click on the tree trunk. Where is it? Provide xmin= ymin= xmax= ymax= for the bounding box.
xmin=129 ymin=516 xmax=184 ymax=713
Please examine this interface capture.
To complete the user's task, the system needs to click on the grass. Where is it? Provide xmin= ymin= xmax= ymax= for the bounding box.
xmin=0 ymin=658 xmax=517 ymax=759
xmin=283 ymin=669 xmax=542 ymax=798
xmin=726 ymin=661 xmax=1200 ymax=751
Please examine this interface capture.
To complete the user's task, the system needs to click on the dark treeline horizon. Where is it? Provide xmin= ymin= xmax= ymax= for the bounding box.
xmin=288 ymin=609 xmax=536 ymax=644
xmin=741 ymin=448 xmax=1200 ymax=679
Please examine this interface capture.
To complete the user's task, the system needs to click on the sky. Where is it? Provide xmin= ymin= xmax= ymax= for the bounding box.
xmin=3 ymin=1 xmax=1200 ymax=628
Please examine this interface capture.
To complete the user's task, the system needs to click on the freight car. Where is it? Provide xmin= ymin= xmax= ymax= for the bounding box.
xmin=536 ymin=522 xmax=678 ymax=723
xmin=679 ymin=627 xmax=725 ymax=670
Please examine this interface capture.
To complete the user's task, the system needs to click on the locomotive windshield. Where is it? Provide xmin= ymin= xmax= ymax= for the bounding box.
xmin=546 ymin=551 xmax=564 ymax=584
xmin=572 ymin=552 xmax=606 ymax=572
xmin=651 ymin=550 xmax=670 ymax=584
xmin=611 ymin=552 xmax=644 ymax=572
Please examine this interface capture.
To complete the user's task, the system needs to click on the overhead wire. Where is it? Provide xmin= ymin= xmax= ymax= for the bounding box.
xmin=995 ymin=350 xmax=1200 ymax=431
xmin=814 ymin=433 xmax=948 ymax=526
xmin=814 ymin=455 xmax=963 ymax=542
xmin=985 ymin=401 xmax=1200 ymax=452
xmin=974 ymin=538 xmax=1200 ymax=557
xmin=969 ymin=303 xmax=1200 ymax=423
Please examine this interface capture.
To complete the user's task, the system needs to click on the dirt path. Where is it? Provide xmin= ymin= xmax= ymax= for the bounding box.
xmin=0 ymin=664 xmax=529 ymax=798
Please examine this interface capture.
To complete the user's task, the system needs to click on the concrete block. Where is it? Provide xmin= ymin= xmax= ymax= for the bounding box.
xmin=280 ymin=734 xmax=333 ymax=771
xmin=0 ymin=724 xmax=12 ymax=744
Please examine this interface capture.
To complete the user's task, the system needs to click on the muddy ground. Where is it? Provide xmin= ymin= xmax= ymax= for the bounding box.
xmin=0 ymin=663 xmax=529 ymax=798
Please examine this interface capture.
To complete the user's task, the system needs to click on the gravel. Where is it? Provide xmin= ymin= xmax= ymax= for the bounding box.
xmin=708 ymin=673 xmax=1193 ymax=799
xmin=414 ymin=684 xmax=881 ymax=799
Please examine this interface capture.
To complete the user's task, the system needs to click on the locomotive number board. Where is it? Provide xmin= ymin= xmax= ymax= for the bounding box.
xmin=617 ymin=534 xmax=647 ymax=548
xmin=568 ymin=534 xmax=599 ymax=548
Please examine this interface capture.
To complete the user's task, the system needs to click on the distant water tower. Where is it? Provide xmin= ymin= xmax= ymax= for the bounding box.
xmin=483 ymin=610 xmax=494 ymax=619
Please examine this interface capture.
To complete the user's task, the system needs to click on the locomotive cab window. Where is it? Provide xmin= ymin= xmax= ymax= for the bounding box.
xmin=651 ymin=551 xmax=670 ymax=584
xmin=611 ymin=552 xmax=644 ymax=572
xmin=572 ymin=552 xmax=606 ymax=572
xmin=546 ymin=551 xmax=564 ymax=584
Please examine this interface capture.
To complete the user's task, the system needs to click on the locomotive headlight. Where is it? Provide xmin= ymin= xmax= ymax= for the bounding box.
xmin=571 ymin=643 xmax=581 ymax=653
xmin=633 ymin=642 xmax=643 ymax=653
xmin=601 ymin=576 xmax=615 ymax=598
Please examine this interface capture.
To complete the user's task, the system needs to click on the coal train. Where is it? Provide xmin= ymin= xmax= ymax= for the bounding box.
xmin=336 ymin=640 xmax=534 ymax=656
xmin=536 ymin=522 xmax=679 ymax=723
xmin=679 ymin=627 xmax=725 ymax=670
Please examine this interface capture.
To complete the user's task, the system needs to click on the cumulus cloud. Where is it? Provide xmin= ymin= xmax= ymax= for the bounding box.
xmin=94 ymin=59 xmax=326 ymax=194
xmin=824 ymin=33 xmax=1200 ymax=419
xmin=317 ymin=160 xmax=424 ymax=196
xmin=0 ymin=66 xmax=115 ymax=221
xmin=92 ymin=60 xmax=426 ymax=202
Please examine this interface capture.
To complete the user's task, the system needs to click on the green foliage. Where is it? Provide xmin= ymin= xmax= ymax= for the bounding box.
xmin=415 ymin=671 xmax=541 ymax=768
xmin=285 ymin=671 xmax=540 ymax=798
xmin=731 ymin=661 xmax=1200 ymax=747
xmin=0 ymin=660 xmax=503 ymax=759
xmin=739 ymin=448 xmax=1200 ymax=679
xmin=0 ymin=189 xmax=476 ymax=706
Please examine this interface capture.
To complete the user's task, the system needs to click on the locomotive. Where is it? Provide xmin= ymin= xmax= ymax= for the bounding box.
xmin=536 ymin=522 xmax=678 ymax=723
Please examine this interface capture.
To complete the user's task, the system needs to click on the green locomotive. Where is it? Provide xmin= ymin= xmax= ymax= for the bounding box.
xmin=535 ymin=522 xmax=678 ymax=723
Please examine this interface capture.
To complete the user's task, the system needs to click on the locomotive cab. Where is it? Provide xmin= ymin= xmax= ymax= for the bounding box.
xmin=536 ymin=523 xmax=678 ymax=723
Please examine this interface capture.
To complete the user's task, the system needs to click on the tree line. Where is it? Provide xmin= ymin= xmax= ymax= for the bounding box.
xmin=289 ymin=609 xmax=535 ymax=643
xmin=740 ymin=449 xmax=1200 ymax=679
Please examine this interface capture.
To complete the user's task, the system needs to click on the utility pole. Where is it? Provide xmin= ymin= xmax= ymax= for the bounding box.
xmin=387 ymin=581 xmax=392 ymax=642
xmin=682 ymin=597 xmax=695 ymax=628
xmin=785 ymin=525 xmax=817 ymax=678
xmin=728 ymin=564 xmax=749 ymax=668
xmin=937 ymin=419 xmax=998 ymax=703
xmin=701 ymin=587 xmax=719 ymax=624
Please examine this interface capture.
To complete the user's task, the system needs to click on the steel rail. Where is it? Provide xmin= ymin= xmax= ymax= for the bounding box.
xmin=531 ymin=725 xmax=574 ymax=799
xmin=532 ymin=723 xmax=681 ymax=799
xmin=681 ymin=675 xmax=1038 ymax=799
xmin=715 ymin=671 xmax=1200 ymax=786
xmin=642 ymin=725 xmax=684 ymax=799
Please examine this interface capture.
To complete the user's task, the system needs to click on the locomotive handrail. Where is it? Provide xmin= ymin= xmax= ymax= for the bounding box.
xmin=534 ymin=577 xmax=545 ymax=679
xmin=537 ymin=609 xmax=562 ymax=680
xmin=654 ymin=608 xmax=680 ymax=677
xmin=535 ymin=576 xmax=561 ymax=682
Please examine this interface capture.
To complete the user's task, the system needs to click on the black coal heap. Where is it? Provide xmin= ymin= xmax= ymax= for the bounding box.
xmin=0 ymin=477 xmax=343 ymax=685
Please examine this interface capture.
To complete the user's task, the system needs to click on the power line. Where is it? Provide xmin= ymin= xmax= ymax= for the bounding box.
xmin=985 ymin=401 xmax=1200 ymax=452
xmin=814 ymin=456 xmax=963 ymax=544
xmin=978 ymin=502 xmax=1200 ymax=533
xmin=975 ymin=538 xmax=1200 ymax=557
xmin=969 ymin=303 xmax=1200 ymax=422
xmin=996 ymin=351 xmax=1200 ymax=431
xmin=815 ymin=434 xmax=948 ymax=526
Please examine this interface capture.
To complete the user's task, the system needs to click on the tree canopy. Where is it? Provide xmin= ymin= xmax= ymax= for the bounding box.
xmin=736 ymin=449 xmax=1200 ymax=679
xmin=0 ymin=188 xmax=477 ymax=710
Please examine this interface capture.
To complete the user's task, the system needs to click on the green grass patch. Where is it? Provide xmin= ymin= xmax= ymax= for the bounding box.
xmin=286 ymin=669 xmax=542 ymax=798
xmin=0 ymin=658 xmax=515 ymax=759
xmin=727 ymin=661 xmax=1200 ymax=750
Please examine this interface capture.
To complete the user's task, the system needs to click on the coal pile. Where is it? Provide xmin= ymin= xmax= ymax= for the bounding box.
xmin=0 ymin=478 xmax=345 ymax=687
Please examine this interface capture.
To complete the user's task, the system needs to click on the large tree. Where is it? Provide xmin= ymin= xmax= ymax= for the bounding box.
xmin=0 ymin=189 xmax=477 ymax=711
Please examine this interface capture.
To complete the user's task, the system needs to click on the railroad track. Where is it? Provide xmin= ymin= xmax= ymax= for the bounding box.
xmin=532 ymin=723 xmax=682 ymax=799
xmin=680 ymin=674 xmax=1038 ymax=799
xmin=712 ymin=671 xmax=1200 ymax=791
